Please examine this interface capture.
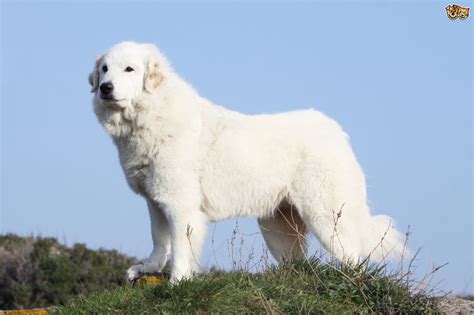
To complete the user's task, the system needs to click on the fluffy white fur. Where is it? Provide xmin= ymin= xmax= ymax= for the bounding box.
xmin=89 ymin=41 xmax=407 ymax=282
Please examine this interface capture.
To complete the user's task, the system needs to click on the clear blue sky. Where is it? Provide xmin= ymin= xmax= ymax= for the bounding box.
xmin=1 ymin=1 xmax=472 ymax=294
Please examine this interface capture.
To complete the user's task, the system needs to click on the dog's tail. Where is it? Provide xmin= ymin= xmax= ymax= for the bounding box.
xmin=329 ymin=211 xmax=409 ymax=263
xmin=362 ymin=214 xmax=409 ymax=261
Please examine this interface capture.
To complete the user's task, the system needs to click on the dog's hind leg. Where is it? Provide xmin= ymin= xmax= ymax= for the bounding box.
xmin=289 ymin=156 xmax=406 ymax=263
xmin=258 ymin=200 xmax=307 ymax=263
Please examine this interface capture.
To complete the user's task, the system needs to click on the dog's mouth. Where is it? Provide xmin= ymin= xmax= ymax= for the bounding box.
xmin=100 ymin=94 xmax=123 ymax=101
xmin=101 ymin=96 xmax=126 ymax=110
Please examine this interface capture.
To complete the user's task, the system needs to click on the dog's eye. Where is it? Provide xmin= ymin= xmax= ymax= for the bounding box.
xmin=125 ymin=66 xmax=134 ymax=72
xmin=102 ymin=65 xmax=108 ymax=73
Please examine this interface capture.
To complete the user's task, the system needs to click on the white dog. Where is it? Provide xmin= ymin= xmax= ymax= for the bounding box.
xmin=89 ymin=42 xmax=406 ymax=282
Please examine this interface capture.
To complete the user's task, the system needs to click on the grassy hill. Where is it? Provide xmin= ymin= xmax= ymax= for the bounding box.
xmin=55 ymin=259 xmax=438 ymax=314
xmin=1 ymin=234 xmax=440 ymax=313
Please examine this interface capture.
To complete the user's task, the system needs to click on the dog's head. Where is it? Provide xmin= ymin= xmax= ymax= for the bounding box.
xmin=89 ymin=41 xmax=168 ymax=110
xmin=89 ymin=42 xmax=170 ymax=135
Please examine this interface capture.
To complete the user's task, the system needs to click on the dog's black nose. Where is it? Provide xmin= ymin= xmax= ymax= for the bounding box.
xmin=100 ymin=82 xmax=114 ymax=95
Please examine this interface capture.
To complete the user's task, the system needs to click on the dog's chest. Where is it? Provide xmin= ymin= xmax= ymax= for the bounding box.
xmin=115 ymin=135 xmax=158 ymax=195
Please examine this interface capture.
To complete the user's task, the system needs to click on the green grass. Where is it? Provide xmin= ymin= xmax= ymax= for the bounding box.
xmin=54 ymin=258 xmax=439 ymax=314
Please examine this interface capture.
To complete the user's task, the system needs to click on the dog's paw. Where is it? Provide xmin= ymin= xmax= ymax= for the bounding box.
xmin=126 ymin=262 xmax=164 ymax=284
xmin=126 ymin=264 xmax=144 ymax=283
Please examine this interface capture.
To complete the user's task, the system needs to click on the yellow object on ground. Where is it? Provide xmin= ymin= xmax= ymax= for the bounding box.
xmin=132 ymin=274 xmax=168 ymax=287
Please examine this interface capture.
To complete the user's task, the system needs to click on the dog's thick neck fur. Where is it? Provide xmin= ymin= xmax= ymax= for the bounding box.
xmin=94 ymin=72 xmax=201 ymax=138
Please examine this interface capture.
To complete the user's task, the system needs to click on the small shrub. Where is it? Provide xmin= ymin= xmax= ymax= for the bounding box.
xmin=0 ymin=234 xmax=138 ymax=309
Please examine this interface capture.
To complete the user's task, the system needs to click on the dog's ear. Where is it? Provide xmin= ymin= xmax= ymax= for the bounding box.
xmin=88 ymin=55 xmax=102 ymax=93
xmin=144 ymin=55 xmax=165 ymax=93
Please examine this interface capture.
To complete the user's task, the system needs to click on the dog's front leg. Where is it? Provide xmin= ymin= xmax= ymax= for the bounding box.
xmin=150 ymin=170 xmax=208 ymax=282
xmin=164 ymin=201 xmax=208 ymax=282
xmin=126 ymin=199 xmax=171 ymax=282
